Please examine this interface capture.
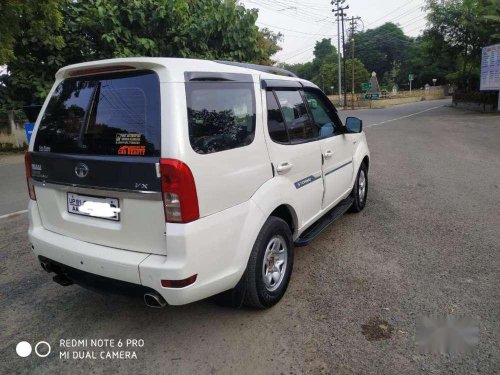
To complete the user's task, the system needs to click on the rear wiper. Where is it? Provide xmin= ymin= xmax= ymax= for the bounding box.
xmin=77 ymin=82 xmax=101 ymax=148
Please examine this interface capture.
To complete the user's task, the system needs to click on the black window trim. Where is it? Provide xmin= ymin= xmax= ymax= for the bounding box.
xmin=262 ymin=79 xmax=302 ymax=89
xmin=267 ymin=88 xmax=321 ymax=146
xmin=266 ymin=89 xmax=291 ymax=145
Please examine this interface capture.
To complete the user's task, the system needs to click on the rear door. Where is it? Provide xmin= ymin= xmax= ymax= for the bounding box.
xmin=31 ymin=69 xmax=166 ymax=254
xmin=303 ymin=89 xmax=353 ymax=209
xmin=264 ymin=86 xmax=323 ymax=227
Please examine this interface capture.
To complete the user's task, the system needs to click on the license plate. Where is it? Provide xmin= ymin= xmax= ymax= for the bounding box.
xmin=67 ymin=193 xmax=120 ymax=221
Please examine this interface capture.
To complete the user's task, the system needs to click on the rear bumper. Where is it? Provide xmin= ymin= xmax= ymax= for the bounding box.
xmin=38 ymin=255 xmax=159 ymax=303
xmin=28 ymin=199 xmax=265 ymax=305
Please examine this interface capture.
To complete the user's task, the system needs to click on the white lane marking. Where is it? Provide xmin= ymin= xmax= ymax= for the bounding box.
xmin=0 ymin=209 xmax=28 ymax=220
xmin=366 ymin=105 xmax=445 ymax=128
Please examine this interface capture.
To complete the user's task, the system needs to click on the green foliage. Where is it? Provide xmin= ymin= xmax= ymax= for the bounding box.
xmin=424 ymin=0 xmax=499 ymax=89
xmin=347 ymin=22 xmax=412 ymax=84
xmin=0 ymin=0 xmax=281 ymax=111
xmin=0 ymin=0 xmax=63 ymax=65
xmin=281 ymin=39 xmax=369 ymax=93
xmin=395 ymin=35 xmax=455 ymax=89
xmin=344 ymin=59 xmax=371 ymax=93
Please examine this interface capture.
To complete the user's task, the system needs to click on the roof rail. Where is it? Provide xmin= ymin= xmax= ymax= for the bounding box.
xmin=215 ymin=60 xmax=298 ymax=78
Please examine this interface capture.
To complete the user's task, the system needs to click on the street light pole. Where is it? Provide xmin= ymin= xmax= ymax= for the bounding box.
xmin=332 ymin=1 xmax=346 ymax=106
xmin=348 ymin=16 xmax=360 ymax=110
xmin=333 ymin=1 xmax=349 ymax=109
xmin=341 ymin=7 xmax=348 ymax=109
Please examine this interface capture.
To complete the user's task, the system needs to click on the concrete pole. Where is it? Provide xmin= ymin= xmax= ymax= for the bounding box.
xmin=337 ymin=13 xmax=342 ymax=106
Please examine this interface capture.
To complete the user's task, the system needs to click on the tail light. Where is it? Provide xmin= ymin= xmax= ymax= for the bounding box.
xmin=161 ymin=274 xmax=197 ymax=288
xmin=24 ymin=152 xmax=36 ymax=200
xmin=160 ymin=159 xmax=199 ymax=223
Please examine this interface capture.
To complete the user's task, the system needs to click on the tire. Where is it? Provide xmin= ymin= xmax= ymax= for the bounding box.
xmin=350 ymin=162 xmax=368 ymax=213
xmin=243 ymin=216 xmax=294 ymax=309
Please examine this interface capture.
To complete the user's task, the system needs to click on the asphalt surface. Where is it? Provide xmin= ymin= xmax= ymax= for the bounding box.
xmin=1 ymin=99 xmax=499 ymax=374
xmin=0 ymin=153 xmax=27 ymax=217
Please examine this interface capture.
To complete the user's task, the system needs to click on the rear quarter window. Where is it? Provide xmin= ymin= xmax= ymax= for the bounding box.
xmin=185 ymin=81 xmax=256 ymax=154
xmin=34 ymin=70 xmax=161 ymax=156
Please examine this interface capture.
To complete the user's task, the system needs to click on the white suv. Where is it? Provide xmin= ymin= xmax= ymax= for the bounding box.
xmin=26 ymin=58 xmax=370 ymax=309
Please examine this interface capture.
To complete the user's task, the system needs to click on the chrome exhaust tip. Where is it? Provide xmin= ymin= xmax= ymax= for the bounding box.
xmin=144 ymin=293 xmax=167 ymax=308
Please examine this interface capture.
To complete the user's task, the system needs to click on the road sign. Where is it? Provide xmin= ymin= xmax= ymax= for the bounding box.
xmin=365 ymin=93 xmax=380 ymax=100
xmin=361 ymin=82 xmax=372 ymax=91
xmin=409 ymin=74 xmax=414 ymax=81
xmin=480 ymin=43 xmax=500 ymax=91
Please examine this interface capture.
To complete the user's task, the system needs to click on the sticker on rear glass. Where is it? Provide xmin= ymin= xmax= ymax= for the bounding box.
xmin=38 ymin=145 xmax=51 ymax=152
xmin=118 ymin=145 xmax=146 ymax=156
xmin=116 ymin=133 xmax=142 ymax=145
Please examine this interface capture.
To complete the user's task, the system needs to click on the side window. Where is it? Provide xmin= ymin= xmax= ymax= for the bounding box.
xmin=274 ymin=90 xmax=318 ymax=143
xmin=303 ymin=90 xmax=342 ymax=138
xmin=185 ymin=81 xmax=256 ymax=154
xmin=266 ymin=91 xmax=288 ymax=143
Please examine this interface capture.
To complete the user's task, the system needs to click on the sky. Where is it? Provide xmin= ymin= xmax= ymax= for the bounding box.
xmin=239 ymin=0 xmax=429 ymax=64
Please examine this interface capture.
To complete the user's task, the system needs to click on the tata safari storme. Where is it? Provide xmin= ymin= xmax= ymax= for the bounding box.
xmin=26 ymin=58 xmax=370 ymax=309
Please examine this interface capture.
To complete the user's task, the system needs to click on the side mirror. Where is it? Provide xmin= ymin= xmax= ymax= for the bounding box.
xmin=345 ymin=117 xmax=363 ymax=133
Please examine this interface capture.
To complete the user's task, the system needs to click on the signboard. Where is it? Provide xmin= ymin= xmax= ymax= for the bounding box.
xmin=408 ymin=74 xmax=414 ymax=81
xmin=480 ymin=43 xmax=500 ymax=90
xmin=361 ymin=82 xmax=372 ymax=91
xmin=365 ymin=93 xmax=380 ymax=100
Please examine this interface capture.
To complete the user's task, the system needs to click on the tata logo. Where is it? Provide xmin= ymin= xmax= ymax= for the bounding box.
xmin=74 ymin=163 xmax=89 ymax=178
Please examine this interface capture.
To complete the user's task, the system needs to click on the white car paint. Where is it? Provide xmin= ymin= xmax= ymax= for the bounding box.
xmin=27 ymin=57 xmax=370 ymax=305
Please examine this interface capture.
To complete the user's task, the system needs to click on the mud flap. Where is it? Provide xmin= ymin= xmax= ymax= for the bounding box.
xmin=212 ymin=272 xmax=247 ymax=308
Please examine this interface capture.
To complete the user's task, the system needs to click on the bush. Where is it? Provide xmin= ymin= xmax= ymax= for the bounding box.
xmin=452 ymin=90 xmax=499 ymax=108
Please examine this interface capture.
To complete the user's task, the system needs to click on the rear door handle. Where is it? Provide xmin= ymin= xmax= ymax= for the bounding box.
xmin=324 ymin=150 xmax=334 ymax=159
xmin=276 ymin=161 xmax=293 ymax=174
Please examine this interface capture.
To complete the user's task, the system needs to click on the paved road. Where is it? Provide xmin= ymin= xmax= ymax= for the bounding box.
xmin=0 ymin=153 xmax=27 ymax=217
xmin=1 ymin=101 xmax=499 ymax=374
xmin=337 ymin=98 xmax=453 ymax=126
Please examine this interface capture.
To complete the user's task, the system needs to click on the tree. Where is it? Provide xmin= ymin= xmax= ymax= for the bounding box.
xmin=344 ymin=59 xmax=371 ymax=93
xmin=395 ymin=34 xmax=457 ymax=89
xmin=280 ymin=39 xmax=338 ymax=83
xmin=347 ymin=23 xmax=412 ymax=85
xmin=425 ymin=0 xmax=500 ymax=89
xmin=0 ymin=0 xmax=282 ymax=112
xmin=0 ymin=0 xmax=63 ymax=65
xmin=311 ymin=38 xmax=338 ymax=73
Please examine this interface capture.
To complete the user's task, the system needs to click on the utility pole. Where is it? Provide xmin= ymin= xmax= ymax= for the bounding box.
xmin=332 ymin=0 xmax=348 ymax=108
xmin=348 ymin=16 xmax=361 ymax=110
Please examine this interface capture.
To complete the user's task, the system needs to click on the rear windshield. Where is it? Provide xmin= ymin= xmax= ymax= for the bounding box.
xmin=34 ymin=70 xmax=160 ymax=156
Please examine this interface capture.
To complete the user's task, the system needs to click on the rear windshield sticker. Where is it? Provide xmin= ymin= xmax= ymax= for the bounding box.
xmin=116 ymin=133 xmax=142 ymax=145
xmin=117 ymin=145 xmax=146 ymax=156
xmin=38 ymin=145 xmax=51 ymax=152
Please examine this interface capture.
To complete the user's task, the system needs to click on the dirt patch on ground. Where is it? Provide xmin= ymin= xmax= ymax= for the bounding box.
xmin=361 ymin=317 xmax=394 ymax=341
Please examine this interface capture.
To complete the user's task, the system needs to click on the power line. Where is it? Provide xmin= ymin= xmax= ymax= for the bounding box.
xmin=256 ymin=21 xmax=336 ymax=37
xmin=364 ymin=0 xmax=416 ymax=25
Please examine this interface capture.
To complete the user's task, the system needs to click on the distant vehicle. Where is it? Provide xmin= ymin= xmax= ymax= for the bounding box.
xmin=26 ymin=58 xmax=370 ymax=309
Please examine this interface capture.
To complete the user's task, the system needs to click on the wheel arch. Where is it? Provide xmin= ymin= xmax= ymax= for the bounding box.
xmin=362 ymin=155 xmax=370 ymax=171
xmin=270 ymin=204 xmax=298 ymax=237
